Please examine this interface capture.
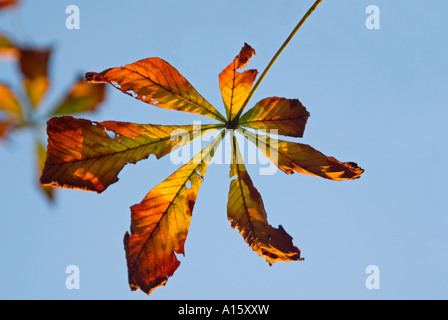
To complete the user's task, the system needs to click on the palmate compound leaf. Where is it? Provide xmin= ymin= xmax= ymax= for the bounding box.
xmin=124 ymin=131 xmax=225 ymax=295
xmin=40 ymin=39 xmax=364 ymax=295
xmin=243 ymin=130 xmax=364 ymax=181
xmin=41 ymin=116 xmax=221 ymax=193
xmin=86 ymin=58 xmax=226 ymax=122
xmin=228 ymin=135 xmax=303 ymax=265
xmin=219 ymin=43 xmax=258 ymax=122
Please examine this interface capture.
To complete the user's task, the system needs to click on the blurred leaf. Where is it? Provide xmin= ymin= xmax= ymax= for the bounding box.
xmin=18 ymin=47 xmax=51 ymax=108
xmin=51 ymin=78 xmax=107 ymax=116
xmin=124 ymin=134 xmax=222 ymax=295
xmin=86 ymin=58 xmax=226 ymax=122
xmin=219 ymin=43 xmax=258 ymax=121
xmin=239 ymin=97 xmax=310 ymax=137
xmin=0 ymin=35 xmax=109 ymax=203
xmin=0 ymin=122 xmax=13 ymax=139
xmin=0 ymin=32 xmax=18 ymax=58
xmin=0 ymin=0 xmax=18 ymax=10
xmin=228 ymin=136 xmax=303 ymax=265
xmin=0 ymin=83 xmax=23 ymax=119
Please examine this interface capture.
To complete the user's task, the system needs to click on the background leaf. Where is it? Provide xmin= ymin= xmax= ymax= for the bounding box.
xmin=0 ymin=122 xmax=13 ymax=139
xmin=50 ymin=78 xmax=107 ymax=116
xmin=18 ymin=47 xmax=52 ymax=108
xmin=0 ymin=32 xmax=18 ymax=57
xmin=0 ymin=0 xmax=18 ymax=10
xmin=0 ymin=83 xmax=23 ymax=119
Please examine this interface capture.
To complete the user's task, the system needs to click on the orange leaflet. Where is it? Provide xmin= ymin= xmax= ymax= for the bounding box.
xmin=86 ymin=58 xmax=226 ymax=122
xmin=41 ymin=116 xmax=220 ymax=193
xmin=239 ymin=97 xmax=310 ymax=138
xmin=18 ymin=47 xmax=52 ymax=108
xmin=219 ymin=43 xmax=258 ymax=122
xmin=243 ymin=130 xmax=364 ymax=181
xmin=124 ymin=133 xmax=224 ymax=295
xmin=228 ymin=136 xmax=303 ymax=265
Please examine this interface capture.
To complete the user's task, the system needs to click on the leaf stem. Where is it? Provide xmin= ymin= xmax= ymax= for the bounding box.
xmin=234 ymin=0 xmax=323 ymax=120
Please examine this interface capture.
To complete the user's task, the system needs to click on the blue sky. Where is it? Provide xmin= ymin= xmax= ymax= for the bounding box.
xmin=0 ymin=0 xmax=447 ymax=299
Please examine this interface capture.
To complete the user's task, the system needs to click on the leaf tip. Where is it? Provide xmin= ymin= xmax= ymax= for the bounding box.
xmin=340 ymin=161 xmax=365 ymax=180
xmin=85 ymin=71 xmax=107 ymax=84
xmin=237 ymin=43 xmax=256 ymax=69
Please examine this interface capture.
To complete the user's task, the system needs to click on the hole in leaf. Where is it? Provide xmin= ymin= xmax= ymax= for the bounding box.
xmin=174 ymin=251 xmax=186 ymax=261
xmin=196 ymin=170 xmax=203 ymax=181
xmin=186 ymin=180 xmax=192 ymax=189
xmin=126 ymin=90 xmax=138 ymax=98
xmin=105 ymin=129 xmax=116 ymax=139
xmin=111 ymin=82 xmax=121 ymax=89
